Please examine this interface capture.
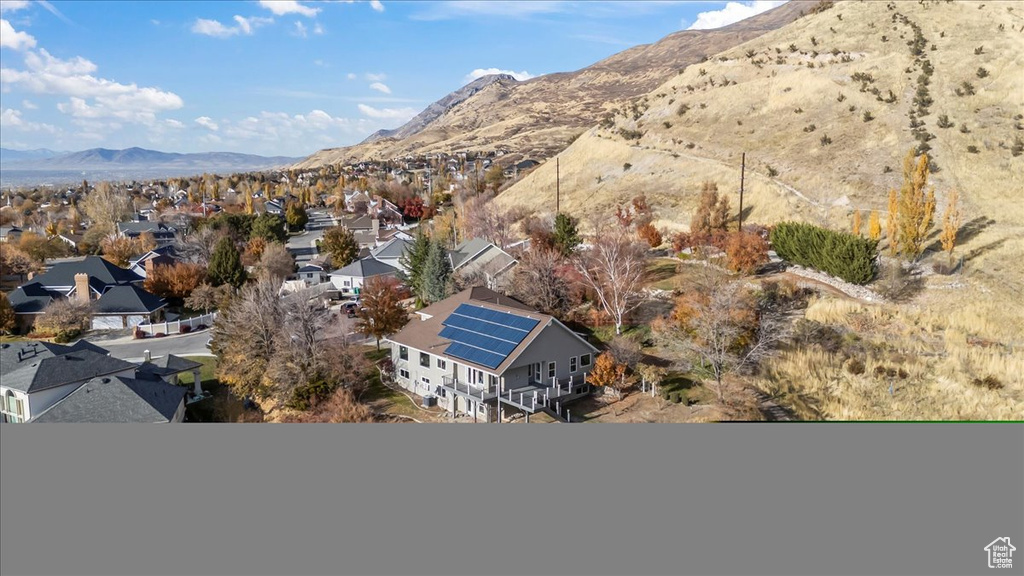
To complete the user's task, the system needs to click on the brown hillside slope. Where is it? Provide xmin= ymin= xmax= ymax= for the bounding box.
xmin=498 ymin=0 xmax=1023 ymax=232
xmin=294 ymin=1 xmax=810 ymax=169
xmin=499 ymin=0 xmax=1024 ymax=418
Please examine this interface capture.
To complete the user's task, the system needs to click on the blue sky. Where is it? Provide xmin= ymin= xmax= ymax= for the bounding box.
xmin=0 ymin=1 xmax=786 ymax=157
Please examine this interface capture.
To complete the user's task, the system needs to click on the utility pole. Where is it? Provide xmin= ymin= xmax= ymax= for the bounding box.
xmin=738 ymin=152 xmax=745 ymax=232
xmin=555 ymin=157 xmax=560 ymax=214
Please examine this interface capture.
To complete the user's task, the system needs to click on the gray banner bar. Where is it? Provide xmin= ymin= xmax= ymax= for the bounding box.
xmin=2 ymin=423 xmax=1021 ymax=576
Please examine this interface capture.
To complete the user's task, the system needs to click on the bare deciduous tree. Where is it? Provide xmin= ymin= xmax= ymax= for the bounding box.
xmin=573 ymin=223 xmax=648 ymax=335
xmin=255 ymin=242 xmax=295 ymax=285
xmin=674 ymin=268 xmax=789 ymax=402
xmin=506 ymin=248 xmax=574 ymax=318
xmin=80 ymin=182 xmax=132 ymax=236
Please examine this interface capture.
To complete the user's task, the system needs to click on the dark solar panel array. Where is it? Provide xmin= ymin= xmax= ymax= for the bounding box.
xmin=439 ymin=304 xmax=540 ymax=369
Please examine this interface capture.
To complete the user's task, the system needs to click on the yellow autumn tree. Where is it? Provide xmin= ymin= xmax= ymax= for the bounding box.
xmin=886 ymin=189 xmax=899 ymax=256
xmin=896 ymin=148 xmax=936 ymax=260
xmin=940 ymin=189 xmax=962 ymax=265
xmin=868 ymin=210 xmax=881 ymax=241
xmin=851 ymin=210 xmax=862 ymax=237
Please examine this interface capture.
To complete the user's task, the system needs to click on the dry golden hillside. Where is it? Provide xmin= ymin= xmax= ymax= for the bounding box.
xmin=498 ymin=0 xmax=1024 ymax=419
xmin=499 ymin=0 xmax=1023 ymax=230
xmin=294 ymin=1 xmax=810 ymax=168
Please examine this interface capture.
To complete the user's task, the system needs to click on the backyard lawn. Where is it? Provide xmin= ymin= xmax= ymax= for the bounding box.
xmin=179 ymin=356 xmax=252 ymax=422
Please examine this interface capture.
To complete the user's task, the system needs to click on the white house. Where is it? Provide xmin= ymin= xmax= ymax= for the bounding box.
xmin=329 ymin=257 xmax=398 ymax=295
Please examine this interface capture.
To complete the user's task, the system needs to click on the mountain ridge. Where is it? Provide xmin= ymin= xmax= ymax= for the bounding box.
xmin=2 ymin=146 xmax=303 ymax=172
xmin=294 ymin=0 xmax=811 ymax=168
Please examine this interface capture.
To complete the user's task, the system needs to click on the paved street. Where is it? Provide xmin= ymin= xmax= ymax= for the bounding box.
xmin=83 ymin=303 xmax=370 ymax=362
xmin=85 ymin=330 xmax=214 ymax=362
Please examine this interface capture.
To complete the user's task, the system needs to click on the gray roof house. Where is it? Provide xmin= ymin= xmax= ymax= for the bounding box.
xmin=0 ymin=344 xmax=138 ymax=423
xmin=448 ymin=238 xmax=518 ymax=290
xmin=6 ymin=255 xmax=165 ymax=333
xmin=1 ymin=339 xmax=204 ymax=423
xmin=117 ymin=221 xmax=178 ymax=246
xmin=329 ymin=257 xmax=398 ymax=295
xmin=369 ymin=237 xmax=413 ymax=273
xmin=28 ymin=375 xmax=188 ymax=423
xmin=385 ymin=287 xmax=598 ymax=423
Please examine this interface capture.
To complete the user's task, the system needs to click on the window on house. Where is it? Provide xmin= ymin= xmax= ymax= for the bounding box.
xmin=580 ymin=354 xmax=592 ymax=367
xmin=479 ymin=403 xmax=487 ymax=414
xmin=420 ymin=352 xmax=430 ymax=368
xmin=399 ymin=369 xmax=409 ymax=379
xmin=399 ymin=346 xmax=408 ymax=361
xmin=2 ymin=391 xmax=24 ymax=424
xmin=488 ymin=374 xmax=497 ymax=388
xmin=548 ymin=361 xmax=556 ymax=380
xmin=570 ymin=356 xmax=578 ymax=373
xmin=436 ymin=358 xmax=447 ymax=370
xmin=421 ymin=377 xmax=430 ymax=385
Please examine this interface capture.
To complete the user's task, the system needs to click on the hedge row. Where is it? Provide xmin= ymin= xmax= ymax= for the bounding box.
xmin=770 ymin=222 xmax=878 ymax=284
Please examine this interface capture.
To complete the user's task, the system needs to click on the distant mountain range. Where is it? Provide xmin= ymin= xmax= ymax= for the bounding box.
xmin=1 ymin=147 xmax=302 ymax=172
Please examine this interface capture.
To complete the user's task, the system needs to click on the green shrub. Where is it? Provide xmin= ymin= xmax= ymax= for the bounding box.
xmin=770 ymin=222 xmax=878 ymax=284
xmin=287 ymin=379 xmax=340 ymax=411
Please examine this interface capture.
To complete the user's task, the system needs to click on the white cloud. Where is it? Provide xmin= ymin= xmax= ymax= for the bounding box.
xmin=24 ymin=49 xmax=96 ymax=75
xmin=195 ymin=116 xmax=219 ymax=131
xmin=687 ymin=1 xmax=787 ymax=31
xmin=258 ymin=1 xmax=320 ymax=18
xmin=1 ymin=108 xmax=58 ymax=133
xmin=464 ymin=68 xmax=534 ymax=83
xmin=164 ymin=119 xmax=184 ymax=129
xmin=21 ymin=99 xmax=36 ymax=109
xmin=313 ymin=59 xmax=328 ymax=68
xmin=0 ymin=19 xmax=36 ymax=51
xmin=0 ymin=1 xmax=31 ymax=13
xmin=369 ymin=0 xmax=384 ymax=12
xmin=356 ymin=104 xmax=417 ymax=121
xmin=1 ymin=49 xmax=183 ymax=124
xmin=191 ymin=15 xmax=273 ymax=38
xmin=235 ymin=15 xmax=274 ymax=35
xmin=313 ymin=22 xmax=324 ymax=34
xmin=293 ymin=21 xmax=307 ymax=37
xmin=346 ymin=72 xmax=357 ymax=80
xmin=369 ymin=82 xmax=391 ymax=94
xmin=365 ymin=72 xmax=386 ymax=82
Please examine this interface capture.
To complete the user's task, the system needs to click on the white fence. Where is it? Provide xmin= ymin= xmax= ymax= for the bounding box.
xmin=136 ymin=312 xmax=218 ymax=336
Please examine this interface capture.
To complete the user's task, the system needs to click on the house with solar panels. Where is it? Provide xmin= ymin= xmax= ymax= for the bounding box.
xmin=385 ymin=287 xmax=599 ymax=422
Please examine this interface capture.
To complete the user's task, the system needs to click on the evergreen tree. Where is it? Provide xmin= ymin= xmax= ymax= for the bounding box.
xmin=421 ymin=239 xmax=453 ymax=304
xmin=208 ymin=236 xmax=247 ymax=288
xmin=285 ymin=202 xmax=309 ymax=232
xmin=250 ymin=213 xmax=287 ymax=244
xmin=552 ymin=213 xmax=581 ymax=256
xmin=398 ymin=230 xmax=431 ymax=300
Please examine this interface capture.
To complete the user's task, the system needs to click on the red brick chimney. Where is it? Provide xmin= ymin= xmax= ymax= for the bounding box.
xmin=74 ymin=273 xmax=91 ymax=303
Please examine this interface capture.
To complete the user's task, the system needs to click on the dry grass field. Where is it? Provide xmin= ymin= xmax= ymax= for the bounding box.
xmin=494 ymin=1 xmax=1023 ymax=421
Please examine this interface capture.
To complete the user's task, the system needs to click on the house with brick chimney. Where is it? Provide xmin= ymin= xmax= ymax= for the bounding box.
xmin=7 ymin=255 xmax=166 ymax=333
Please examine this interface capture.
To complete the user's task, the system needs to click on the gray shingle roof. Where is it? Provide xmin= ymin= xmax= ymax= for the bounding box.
xmin=116 ymin=221 xmax=176 ymax=235
xmin=330 ymin=257 xmax=398 ymax=279
xmin=2 ymin=349 xmax=137 ymax=393
xmin=370 ymin=237 xmax=412 ymax=260
xmin=449 ymin=238 xmax=492 ymax=269
xmin=8 ymin=282 xmax=61 ymax=314
xmin=28 ymin=376 xmax=187 ymax=423
xmin=29 ymin=255 xmax=143 ymax=289
xmin=136 ymin=354 xmax=203 ymax=378
xmin=93 ymin=285 xmax=166 ymax=314
xmin=0 ymin=341 xmax=104 ymax=373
